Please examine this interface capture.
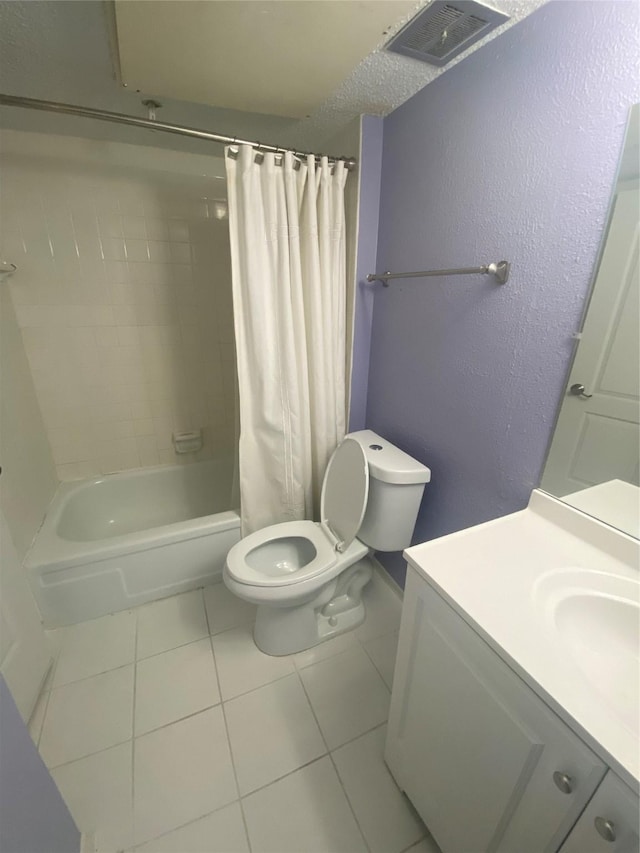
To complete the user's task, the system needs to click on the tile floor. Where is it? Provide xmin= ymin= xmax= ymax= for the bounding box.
xmin=29 ymin=568 xmax=441 ymax=853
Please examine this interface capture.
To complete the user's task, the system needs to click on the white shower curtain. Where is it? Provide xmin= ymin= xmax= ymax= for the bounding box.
xmin=225 ymin=146 xmax=348 ymax=534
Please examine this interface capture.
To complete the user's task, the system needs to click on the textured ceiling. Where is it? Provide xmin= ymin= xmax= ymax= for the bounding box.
xmin=0 ymin=0 xmax=547 ymax=154
xmin=287 ymin=0 xmax=548 ymax=148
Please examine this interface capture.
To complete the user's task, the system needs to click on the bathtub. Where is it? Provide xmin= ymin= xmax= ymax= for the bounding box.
xmin=26 ymin=458 xmax=241 ymax=627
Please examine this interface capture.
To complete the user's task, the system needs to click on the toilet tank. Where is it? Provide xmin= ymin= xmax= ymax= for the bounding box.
xmin=348 ymin=430 xmax=431 ymax=552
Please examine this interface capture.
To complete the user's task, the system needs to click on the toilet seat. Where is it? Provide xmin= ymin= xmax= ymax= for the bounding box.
xmin=225 ymin=520 xmax=337 ymax=588
xmin=225 ymin=438 xmax=370 ymax=590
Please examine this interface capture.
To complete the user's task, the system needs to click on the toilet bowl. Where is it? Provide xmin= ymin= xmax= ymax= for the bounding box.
xmin=224 ymin=430 xmax=431 ymax=656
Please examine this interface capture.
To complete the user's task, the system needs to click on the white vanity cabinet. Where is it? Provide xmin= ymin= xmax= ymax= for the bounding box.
xmin=559 ymin=771 xmax=639 ymax=853
xmin=385 ymin=567 xmax=609 ymax=853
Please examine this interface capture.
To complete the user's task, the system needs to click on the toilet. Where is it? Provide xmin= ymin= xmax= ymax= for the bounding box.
xmin=223 ymin=430 xmax=431 ymax=655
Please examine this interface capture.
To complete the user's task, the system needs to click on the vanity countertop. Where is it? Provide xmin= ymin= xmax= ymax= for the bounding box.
xmin=404 ymin=490 xmax=640 ymax=791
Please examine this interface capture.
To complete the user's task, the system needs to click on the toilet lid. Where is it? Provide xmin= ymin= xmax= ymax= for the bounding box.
xmin=320 ymin=437 xmax=369 ymax=550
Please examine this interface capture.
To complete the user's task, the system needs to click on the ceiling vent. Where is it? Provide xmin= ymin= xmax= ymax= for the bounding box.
xmin=386 ymin=1 xmax=509 ymax=67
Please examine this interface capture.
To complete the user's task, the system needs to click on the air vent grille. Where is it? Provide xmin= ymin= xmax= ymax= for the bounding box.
xmin=386 ymin=1 xmax=509 ymax=67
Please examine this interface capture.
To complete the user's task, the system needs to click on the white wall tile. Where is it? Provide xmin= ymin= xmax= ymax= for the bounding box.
xmin=121 ymin=215 xmax=147 ymax=239
xmin=148 ymin=240 xmax=171 ymax=263
xmin=145 ymin=218 xmax=168 ymax=241
xmin=101 ymin=237 xmax=127 ymax=261
xmin=136 ymin=435 xmax=160 ymax=467
xmin=168 ymin=220 xmax=189 ymax=242
xmin=2 ymin=144 xmax=236 ymax=480
xmin=124 ymin=238 xmax=149 ymax=262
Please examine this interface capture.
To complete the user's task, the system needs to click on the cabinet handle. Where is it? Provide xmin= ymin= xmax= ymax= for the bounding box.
xmin=594 ymin=817 xmax=616 ymax=843
xmin=553 ymin=771 xmax=574 ymax=794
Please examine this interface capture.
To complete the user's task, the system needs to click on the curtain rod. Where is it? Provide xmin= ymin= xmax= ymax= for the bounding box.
xmin=0 ymin=93 xmax=357 ymax=170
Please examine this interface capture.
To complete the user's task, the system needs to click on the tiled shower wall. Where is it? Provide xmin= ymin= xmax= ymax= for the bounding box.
xmin=0 ymin=132 xmax=235 ymax=481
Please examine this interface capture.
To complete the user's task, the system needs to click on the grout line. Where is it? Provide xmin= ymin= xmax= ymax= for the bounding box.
xmin=203 ymin=589 xmax=252 ymax=853
xmin=126 ymin=799 xmax=244 ymax=852
xmin=296 ymin=669 xmax=371 ymax=853
xmin=220 ymin=699 xmax=253 ymax=853
xmin=135 ymin=631 xmax=211 ymax=664
xmin=131 ymin=606 xmax=139 ymax=845
xmin=31 ymin=650 xmax=58 ymax=749
xmin=328 ymin=748 xmax=372 ymax=853
xmin=50 ymin=659 xmax=136 ymax=692
xmin=238 ymin=748 xmax=331 ymax=801
xmin=223 ymin=711 xmax=393 ymax=803
xmin=33 ymin=688 xmax=52 ymax=750
xmin=209 ymin=642 xmax=252 ymax=852
xmin=46 ymin=736 xmax=134 ymax=772
xmin=359 ymin=629 xmax=399 ymax=690
xmin=136 ymin=699 xmax=223 ymax=739
xmin=48 ymin=696 xmax=224 ymax=774
xmin=219 ymin=666 xmax=297 ymax=705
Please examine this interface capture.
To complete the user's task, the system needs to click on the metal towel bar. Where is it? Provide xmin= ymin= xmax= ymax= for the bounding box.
xmin=366 ymin=260 xmax=510 ymax=286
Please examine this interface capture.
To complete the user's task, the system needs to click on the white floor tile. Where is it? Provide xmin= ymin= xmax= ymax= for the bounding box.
xmin=293 ymin=630 xmax=359 ymax=670
xmin=53 ymin=611 xmax=136 ymax=687
xmin=136 ymin=590 xmax=208 ymax=660
xmin=133 ymin=706 xmax=237 ymax=845
xmin=52 ymin=742 xmax=134 ymax=852
xmin=362 ymin=630 xmax=400 ymax=689
xmin=135 ymin=638 xmax=220 ymax=735
xmin=355 ymin=571 xmax=402 ymax=644
xmin=300 ymin=645 xmax=390 ymax=749
xmin=225 ymin=673 xmax=325 ymax=795
xmin=204 ymin=582 xmax=256 ymax=635
xmin=131 ymin=803 xmax=249 ymax=853
xmin=211 ymin=625 xmax=295 ymax=700
xmin=332 ymin=726 xmax=425 ymax=853
xmin=40 ymin=665 xmax=134 ymax=767
xmin=242 ymin=757 xmax=367 ymax=853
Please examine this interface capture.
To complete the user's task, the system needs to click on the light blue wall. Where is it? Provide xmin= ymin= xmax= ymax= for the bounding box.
xmin=0 ymin=676 xmax=80 ymax=853
xmin=362 ymin=1 xmax=640 ymax=585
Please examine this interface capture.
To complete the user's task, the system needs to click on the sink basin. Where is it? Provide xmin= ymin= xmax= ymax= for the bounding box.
xmin=535 ymin=569 xmax=640 ymax=735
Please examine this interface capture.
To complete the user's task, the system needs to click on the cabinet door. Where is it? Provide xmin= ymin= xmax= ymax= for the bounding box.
xmin=385 ymin=568 xmax=606 ymax=853
xmin=559 ymin=771 xmax=639 ymax=853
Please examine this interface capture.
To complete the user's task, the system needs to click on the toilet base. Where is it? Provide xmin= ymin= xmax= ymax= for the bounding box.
xmin=253 ymin=560 xmax=373 ymax=656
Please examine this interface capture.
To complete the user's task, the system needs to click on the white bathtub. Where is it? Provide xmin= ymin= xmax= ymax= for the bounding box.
xmin=26 ymin=458 xmax=241 ymax=626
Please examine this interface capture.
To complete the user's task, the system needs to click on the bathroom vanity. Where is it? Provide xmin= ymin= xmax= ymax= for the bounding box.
xmin=386 ymin=490 xmax=639 ymax=853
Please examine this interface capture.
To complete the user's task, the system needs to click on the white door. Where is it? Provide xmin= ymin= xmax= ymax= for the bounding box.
xmin=0 ymin=509 xmax=51 ymax=723
xmin=542 ymin=188 xmax=640 ymax=496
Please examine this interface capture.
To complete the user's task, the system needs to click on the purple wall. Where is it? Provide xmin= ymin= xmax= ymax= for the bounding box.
xmin=0 ymin=676 xmax=80 ymax=853
xmin=349 ymin=115 xmax=384 ymax=431
xmin=364 ymin=1 xmax=640 ymax=586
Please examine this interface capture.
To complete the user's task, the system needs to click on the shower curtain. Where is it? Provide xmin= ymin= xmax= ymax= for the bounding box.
xmin=225 ymin=146 xmax=348 ymax=534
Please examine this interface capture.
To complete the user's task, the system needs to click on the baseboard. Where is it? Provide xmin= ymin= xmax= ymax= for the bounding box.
xmin=369 ymin=554 xmax=404 ymax=599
